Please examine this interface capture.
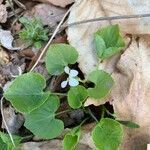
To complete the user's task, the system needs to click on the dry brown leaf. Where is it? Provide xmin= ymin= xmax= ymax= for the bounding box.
xmin=0 ymin=47 xmax=9 ymax=65
xmin=25 ymin=3 xmax=67 ymax=27
xmin=33 ymin=0 xmax=74 ymax=7
xmin=67 ymin=0 xmax=150 ymax=106
xmin=2 ymin=105 xmax=24 ymax=134
xmin=0 ymin=4 xmax=7 ymax=23
xmin=110 ymin=35 xmax=150 ymax=150
xmin=68 ymin=0 xmax=150 ymax=76
xmin=68 ymin=2 xmax=150 ymax=149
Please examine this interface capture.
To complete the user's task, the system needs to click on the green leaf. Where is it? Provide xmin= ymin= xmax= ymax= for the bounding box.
xmin=0 ymin=132 xmax=22 ymax=150
xmin=0 ymin=137 xmax=7 ymax=150
xmin=19 ymin=17 xmax=49 ymax=47
xmin=68 ymin=85 xmax=88 ymax=109
xmin=94 ymin=34 xmax=106 ymax=58
xmin=87 ymin=70 xmax=114 ymax=99
xmin=34 ymin=41 xmax=42 ymax=49
xmin=92 ymin=118 xmax=123 ymax=150
xmin=63 ymin=126 xmax=81 ymax=150
xmin=117 ymin=120 xmax=140 ymax=128
xmin=45 ymin=44 xmax=78 ymax=75
xmin=24 ymin=95 xmax=64 ymax=139
xmin=4 ymin=73 xmax=49 ymax=113
xmin=94 ymin=24 xmax=125 ymax=60
xmin=19 ymin=17 xmax=30 ymax=25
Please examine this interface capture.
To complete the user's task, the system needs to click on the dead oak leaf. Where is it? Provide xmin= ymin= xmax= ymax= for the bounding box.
xmin=67 ymin=0 xmax=150 ymax=76
xmin=111 ymin=36 xmax=150 ymax=150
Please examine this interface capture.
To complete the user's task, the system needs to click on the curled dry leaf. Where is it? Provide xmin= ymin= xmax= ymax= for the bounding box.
xmin=32 ymin=0 xmax=74 ymax=7
xmin=0 ymin=29 xmax=20 ymax=50
xmin=111 ymin=36 xmax=150 ymax=150
xmin=0 ymin=4 xmax=7 ymax=23
xmin=0 ymin=47 xmax=9 ymax=65
xmin=25 ymin=3 xmax=67 ymax=27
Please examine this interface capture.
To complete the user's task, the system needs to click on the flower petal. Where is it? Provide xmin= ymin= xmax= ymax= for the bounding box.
xmin=64 ymin=66 xmax=70 ymax=74
xmin=70 ymin=70 xmax=78 ymax=77
xmin=69 ymin=78 xmax=79 ymax=87
xmin=61 ymin=80 xmax=68 ymax=88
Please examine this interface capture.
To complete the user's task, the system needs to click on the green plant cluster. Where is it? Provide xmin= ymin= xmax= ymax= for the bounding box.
xmin=0 ymin=131 xmax=21 ymax=150
xmin=19 ymin=17 xmax=49 ymax=49
xmin=3 ymin=25 xmax=139 ymax=150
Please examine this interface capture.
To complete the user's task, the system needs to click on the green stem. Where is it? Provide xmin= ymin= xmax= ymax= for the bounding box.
xmin=55 ymin=109 xmax=71 ymax=116
xmin=78 ymin=78 xmax=86 ymax=84
xmin=52 ymin=93 xmax=67 ymax=96
xmin=7 ymin=0 xmax=19 ymax=19
xmin=80 ymin=118 xmax=89 ymax=126
xmin=104 ymin=107 xmax=116 ymax=118
xmin=86 ymin=108 xmax=99 ymax=123
xmin=101 ymin=106 xmax=105 ymax=119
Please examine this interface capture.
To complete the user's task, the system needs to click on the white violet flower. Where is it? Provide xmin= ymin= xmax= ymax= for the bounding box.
xmin=61 ymin=66 xmax=79 ymax=88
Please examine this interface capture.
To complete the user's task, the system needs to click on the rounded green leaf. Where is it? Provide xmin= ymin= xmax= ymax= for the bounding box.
xmin=45 ymin=44 xmax=78 ymax=75
xmin=87 ymin=70 xmax=114 ymax=99
xmin=4 ymin=73 xmax=49 ymax=113
xmin=24 ymin=95 xmax=64 ymax=139
xmin=92 ymin=118 xmax=123 ymax=150
xmin=68 ymin=85 xmax=88 ymax=109
xmin=63 ymin=126 xmax=81 ymax=150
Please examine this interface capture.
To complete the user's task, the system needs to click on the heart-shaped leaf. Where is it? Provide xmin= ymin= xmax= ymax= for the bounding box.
xmin=45 ymin=44 xmax=78 ymax=75
xmin=92 ymin=118 xmax=123 ymax=150
xmin=63 ymin=126 xmax=81 ymax=150
xmin=94 ymin=24 xmax=125 ymax=60
xmin=87 ymin=70 xmax=114 ymax=99
xmin=4 ymin=73 xmax=49 ymax=113
xmin=24 ymin=95 xmax=64 ymax=139
xmin=68 ymin=85 xmax=88 ymax=109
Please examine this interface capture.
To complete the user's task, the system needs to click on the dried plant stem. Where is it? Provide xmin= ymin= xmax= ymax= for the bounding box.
xmin=30 ymin=7 xmax=72 ymax=72
xmin=7 ymin=0 xmax=19 ymax=19
xmin=62 ymin=13 xmax=150 ymax=29
xmin=1 ymin=97 xmax=16 ymax=147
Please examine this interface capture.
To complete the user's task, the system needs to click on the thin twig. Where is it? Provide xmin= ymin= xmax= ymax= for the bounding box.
xmin=61 ymin=13 xmax=150 ymax=30
xmin=7 ymin=0 xmax=19 ymax=19
xmin=1 ymin=97 xmax=16 ymax=147
xmin=30 ymin=7 xmax=72 ymax=72
xmin=14 ymin=0 xmax=26 ymax=10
